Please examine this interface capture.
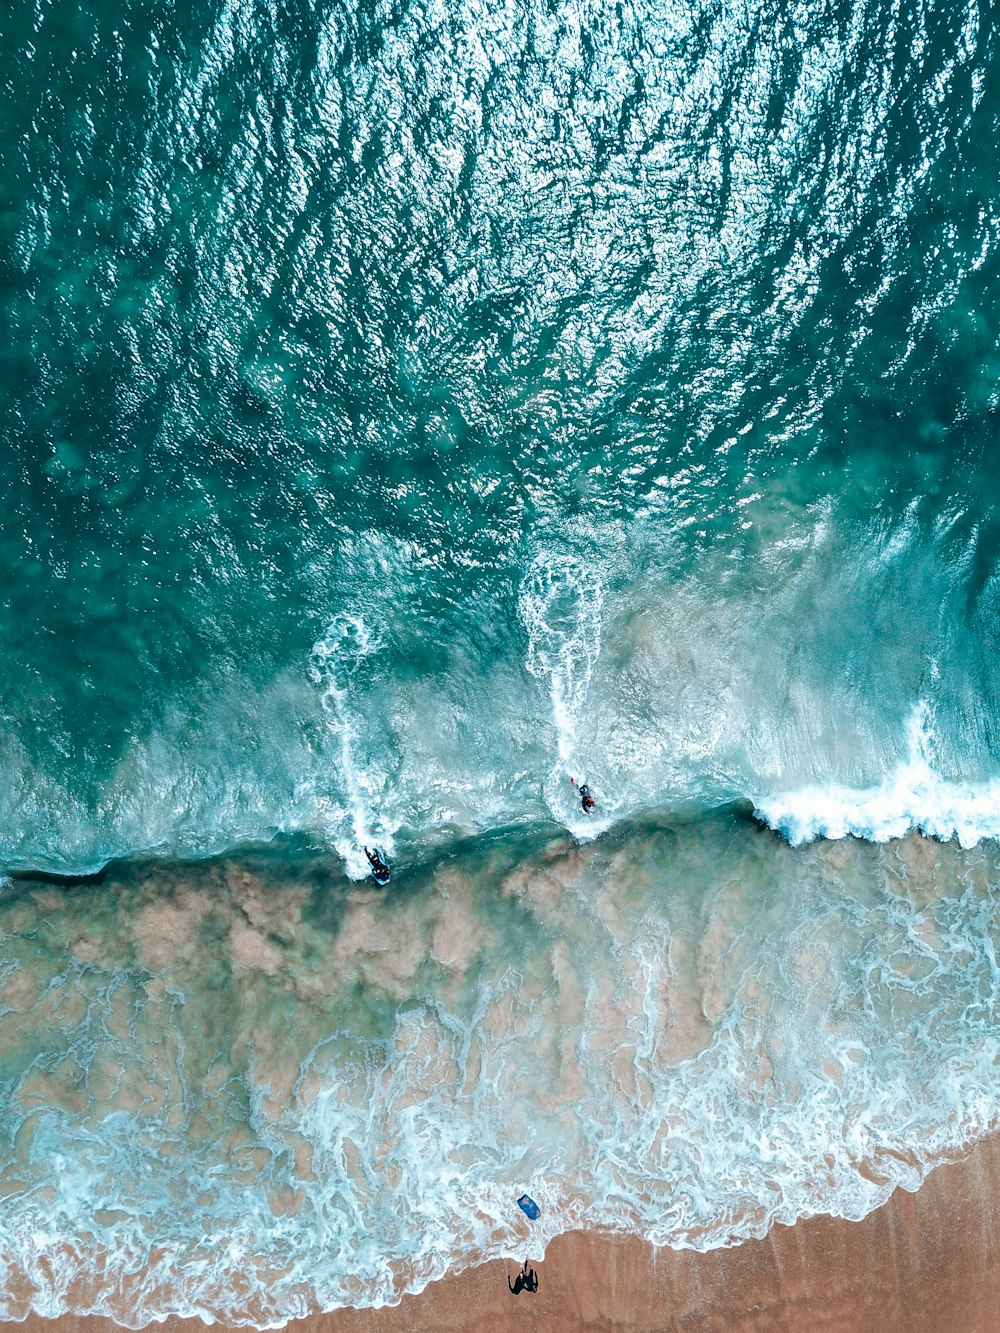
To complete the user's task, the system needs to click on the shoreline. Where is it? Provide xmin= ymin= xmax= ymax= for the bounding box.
xmin=6 ymin=1130 xmax=1000 ymax=1333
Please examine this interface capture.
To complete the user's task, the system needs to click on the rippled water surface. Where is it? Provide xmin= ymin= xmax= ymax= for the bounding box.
xmin=2 ymin=0 xmax=1000 ymax=1321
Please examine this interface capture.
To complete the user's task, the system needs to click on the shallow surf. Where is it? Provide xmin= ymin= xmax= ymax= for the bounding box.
xmin=0 ymin=815 xmax=998 ymax=1323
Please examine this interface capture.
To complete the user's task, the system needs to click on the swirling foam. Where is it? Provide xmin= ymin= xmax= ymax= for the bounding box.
xmin=0 ymin=821 xmax=997 ymax=1325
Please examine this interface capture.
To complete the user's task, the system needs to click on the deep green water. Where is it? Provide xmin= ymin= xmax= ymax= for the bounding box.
xmin=3 ymin=0 xmax=1000 ymax=869
xmin=2 ymin=0 xmax=1000 ymax=1321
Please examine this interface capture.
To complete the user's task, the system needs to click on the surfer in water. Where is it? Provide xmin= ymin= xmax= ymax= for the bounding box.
xmin=364 ymin=847 xmax=390 ymax=885
xmin=569 ymin=775 xmax=596 ymax=815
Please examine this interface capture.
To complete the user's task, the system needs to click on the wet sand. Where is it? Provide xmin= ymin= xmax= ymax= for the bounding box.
xmin=6 ymin=1130 xmax=1000 ymax=1333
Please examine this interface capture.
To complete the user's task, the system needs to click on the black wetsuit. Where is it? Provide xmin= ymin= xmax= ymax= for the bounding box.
xmin=365 ymin=849 xmax=390 ymax=883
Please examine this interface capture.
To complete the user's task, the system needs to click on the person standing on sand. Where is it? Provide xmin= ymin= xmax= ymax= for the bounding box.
xmin=508 ymin=1260 xmax=538 ymax=1295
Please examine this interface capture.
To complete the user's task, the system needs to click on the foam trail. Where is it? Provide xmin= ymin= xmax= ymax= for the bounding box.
xmin=756 ymin=701 xmax=1000 ymax=848
xmin=308 ymin=616 xmax=388 ymax=877
xmin=519 ymin=552 xmax=606 ymax=830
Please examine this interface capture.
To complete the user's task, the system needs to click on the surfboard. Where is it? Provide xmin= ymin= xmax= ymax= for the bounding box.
xmin=516 ymin=1194 xmax=540 ymax=1220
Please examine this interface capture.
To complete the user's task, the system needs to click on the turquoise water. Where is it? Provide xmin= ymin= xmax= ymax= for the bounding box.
xmin=2 ymin=0 xmax=1000 ymax=1321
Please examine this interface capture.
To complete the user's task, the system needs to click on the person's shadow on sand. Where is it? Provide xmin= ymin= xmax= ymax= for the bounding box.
xmin=508 ymin=1260 xmax=538 ymax=1295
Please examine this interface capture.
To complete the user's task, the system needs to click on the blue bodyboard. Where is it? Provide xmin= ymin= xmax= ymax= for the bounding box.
xmin=517 ymin=1194 xmax=540 ymax=1220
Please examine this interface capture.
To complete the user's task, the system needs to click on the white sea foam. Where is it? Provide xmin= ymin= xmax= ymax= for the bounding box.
xmin=308 ymin=615 xmax=392 ymax=877
xmin=756 ymin=703 xmax=1000 ymax=848
xmin=520 ymin=550 xmax=604 ymax=763
xmin=519 ymin=550 xmax=607 ymax=832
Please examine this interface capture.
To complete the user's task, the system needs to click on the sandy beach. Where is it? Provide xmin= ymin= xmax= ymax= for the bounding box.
xmin=5 ymin=1130 xmax=1000 ymax=1333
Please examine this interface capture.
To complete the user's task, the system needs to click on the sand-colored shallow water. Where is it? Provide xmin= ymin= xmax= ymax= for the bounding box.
xmin=1 ymin=822 xmax=999 ymax=1326
xmin=0 ymin=822 xmax=994 ymax=1323
xmin=7 ymin=1131 xmax=1000 ymax=1332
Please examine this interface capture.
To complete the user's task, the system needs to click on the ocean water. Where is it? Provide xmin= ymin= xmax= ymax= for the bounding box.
xmin=2 ymin=0 xmax=1000 ymax=1322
